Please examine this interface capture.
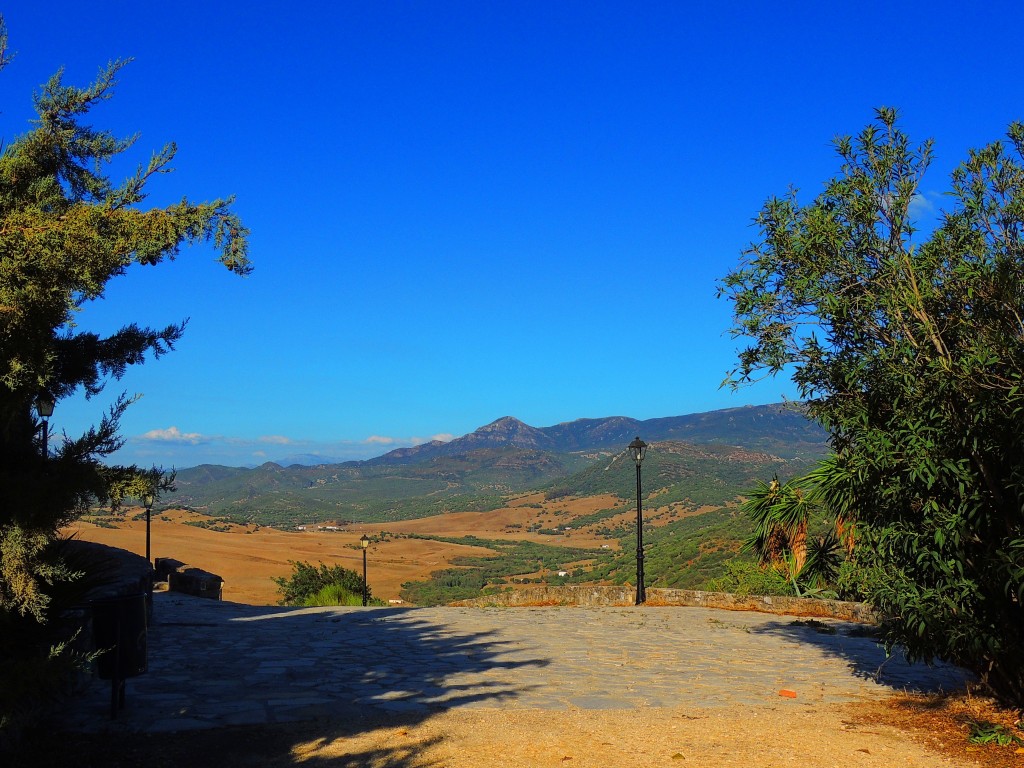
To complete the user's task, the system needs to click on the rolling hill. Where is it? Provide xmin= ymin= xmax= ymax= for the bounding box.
xmin=166 ymin=403 xmax=827 ymax=526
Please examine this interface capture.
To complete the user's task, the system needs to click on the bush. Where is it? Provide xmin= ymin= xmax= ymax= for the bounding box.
xmin=701 ymin=559 xmax=794 ymax=597
xmin=272 ymin=561 xmax=369 ymax=606
xmin=832 ymin=558 xmax=886 ymax=603
xmin=301 ymin=584 xmax=384 ymax=607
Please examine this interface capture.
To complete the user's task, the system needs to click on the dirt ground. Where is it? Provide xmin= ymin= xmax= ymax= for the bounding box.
xmin=19 ymin=692 xmax=1024 ymax=768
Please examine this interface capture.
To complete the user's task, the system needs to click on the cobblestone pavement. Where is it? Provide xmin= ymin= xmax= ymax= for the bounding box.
xmin=60 ymin=592 xmax=969 ymax=733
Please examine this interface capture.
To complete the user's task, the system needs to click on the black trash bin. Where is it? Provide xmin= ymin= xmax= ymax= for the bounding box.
xmin=91 ymin=593 xmax=147 ymax=717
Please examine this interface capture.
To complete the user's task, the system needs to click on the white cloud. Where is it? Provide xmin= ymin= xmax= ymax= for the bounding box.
xmin=909 ymin=191 xmax=942 ymax=221
xmin=138 ymin=426 xmax=208 ymax=445
xmin=121 ymin=426 xmax=462 ymax=467
xmin=258 ymin=435 xmax=293 ymax=445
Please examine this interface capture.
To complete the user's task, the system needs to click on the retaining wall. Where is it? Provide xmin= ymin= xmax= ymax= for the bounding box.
xmin=451 ymin=585 xmax=878 ymax=623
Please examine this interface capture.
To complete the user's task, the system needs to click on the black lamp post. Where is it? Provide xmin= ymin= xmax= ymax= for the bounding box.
xmin=628 ymin=436 xmax=648 ymax=605
xmin=143 ymin=492 xmax=155 ymax=612
xmin=360 ymin=534 xmax=370 ymax=606
xmin=143 ymin=492 xmax=155 ymax=565
xmin=35 ymin=394 xmax=55 ymax=456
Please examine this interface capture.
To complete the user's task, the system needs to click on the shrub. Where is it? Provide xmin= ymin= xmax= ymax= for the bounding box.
xmin=701 ymin=559 xmax=794 ymax=597
xmin=273 ymin=561 xmax=369 ymax=606
xmin=301 ymin=584 xmax=384 ymax=607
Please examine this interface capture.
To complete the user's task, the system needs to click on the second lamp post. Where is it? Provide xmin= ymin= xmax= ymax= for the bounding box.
xmin=143 ymin=492 xmax=155 ymax=564
xmin=628 ymin=436 xmax=648 ymax=605
xmin=143 ymin=492 xmax=156 ymax=612
xmin=360 ymin=534 xmax=370 ymax=606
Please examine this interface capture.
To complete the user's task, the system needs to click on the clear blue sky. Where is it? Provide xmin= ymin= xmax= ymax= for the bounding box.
xmin=3 ymin=2 xmax=1022 ymax=467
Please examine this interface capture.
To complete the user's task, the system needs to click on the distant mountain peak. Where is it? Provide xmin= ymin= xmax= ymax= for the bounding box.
xmin=480 ymin=416 xmax=529 ymax=430
xmin=475 ymin=416 xmax=541 ymax=438
xmin=467 ymin=416 xmax=550 ymax=448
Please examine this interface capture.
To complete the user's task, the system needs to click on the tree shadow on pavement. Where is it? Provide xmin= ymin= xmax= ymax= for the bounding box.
xmin=27 ymin=597 xmax=551 ymax=768
xmin=16 ymin=719 xmax=447 ymax=768
xmin=748 ymin=618 xmax=971 ymax=693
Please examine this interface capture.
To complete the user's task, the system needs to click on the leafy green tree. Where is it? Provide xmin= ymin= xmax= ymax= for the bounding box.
xmin=719 ymin=108 xmax=1024 ymax=704
xmin=273 ymin=561 xmax=370 ymax=606
xmin=0 ymin=17 xmax=250 ymax=733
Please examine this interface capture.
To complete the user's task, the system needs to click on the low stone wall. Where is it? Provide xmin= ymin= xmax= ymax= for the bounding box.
xmin=156 ymin=557 xmax=223 ymax=600
xmin=167 ymin=568 xmax=224 ymax=601
xmin=451 ymin=585 xmax=878 ymax=623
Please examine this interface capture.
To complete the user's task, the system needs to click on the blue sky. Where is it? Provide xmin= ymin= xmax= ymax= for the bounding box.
xmin=3 ymin=2 xmax=1023 ymax=467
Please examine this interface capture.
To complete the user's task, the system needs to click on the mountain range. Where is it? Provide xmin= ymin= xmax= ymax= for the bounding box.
xmin=168 ymin=404 xmax=827 ymax=528
xmin=360 ymin=402 xmax=823 ymax=466
xmin=165 ymin=404 xmax=828 ymax=526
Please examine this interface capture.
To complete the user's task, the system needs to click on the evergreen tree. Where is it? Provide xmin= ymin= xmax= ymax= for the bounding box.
xmin=0 ymin=17 xmax=250 ymax=730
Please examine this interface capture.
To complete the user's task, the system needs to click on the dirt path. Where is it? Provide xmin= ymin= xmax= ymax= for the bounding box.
xmin=30 ymin=701 xmax=993 ymax=767
xmin=288 ymin=706 xmax=962 ymax=768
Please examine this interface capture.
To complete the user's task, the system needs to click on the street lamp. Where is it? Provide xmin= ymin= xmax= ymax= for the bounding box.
xmin=628 ymin=437 xmax=648 ymax=605
xmin=143 ymin=492 xmax=155 ymax=564
xmin=360 ymin=534 xmax=370 ymax=607
xmin=35 ymin=393 xmax=55 ymax=456
xmin=143 ymin=492 xmax=155 ymax=613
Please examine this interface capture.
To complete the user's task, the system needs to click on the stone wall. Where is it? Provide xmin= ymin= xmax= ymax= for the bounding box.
xmin=167 ymin=568 xmax=223 ymax=600
xmin=154 ymin=557 xmax=224 ymax=600
xmin=451 ymin=585 xmax=878 ymax=623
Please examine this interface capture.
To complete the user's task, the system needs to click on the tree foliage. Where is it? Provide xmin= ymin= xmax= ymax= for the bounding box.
xmin=0 ymin=16 xmax=250 ymax=733
xmin=719 ymin=108 xmax=1024 ymax=704
xmin=273 ymin=561 xmax=370 ymax=606
xmin=738 ymin=462 xmax=848 ymax=597
xmin=742 ymin=474 xmax=814 ymax=574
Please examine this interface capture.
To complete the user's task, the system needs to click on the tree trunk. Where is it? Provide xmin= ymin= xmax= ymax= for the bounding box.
xmin=790 ymin=521 xmax=808 ymax=576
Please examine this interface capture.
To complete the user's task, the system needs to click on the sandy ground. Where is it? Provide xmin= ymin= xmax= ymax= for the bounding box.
xmin=285 ymin=706 xmax=964 ymax=768
xmin=29 ymin=697 xmax=1022 ymax=768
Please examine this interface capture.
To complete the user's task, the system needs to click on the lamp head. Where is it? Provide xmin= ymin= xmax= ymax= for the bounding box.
xmin=628 ymin=436 xmax=648 ymax=466
xmin=360 ymin=534 xmax=370 ymax=549
xmin=35 ymin=393 xmax=55 ymax=419
xmin=143 ymin=493 xmax=155 ymax=510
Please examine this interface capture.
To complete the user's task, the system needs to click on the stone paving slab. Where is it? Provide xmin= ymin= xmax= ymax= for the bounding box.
xmin=58 ymin=592 xmax=969 ymax=733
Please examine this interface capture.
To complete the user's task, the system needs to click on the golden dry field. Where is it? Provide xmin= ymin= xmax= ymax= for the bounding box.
xmin=64 ymin=491 xmax=717 ymax=605
xmin=62 ymin=495 xmax=579 ymax=604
